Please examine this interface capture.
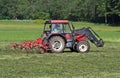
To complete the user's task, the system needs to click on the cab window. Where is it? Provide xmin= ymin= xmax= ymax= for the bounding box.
xmin=64 ymin=24 xmax=71 ymax=33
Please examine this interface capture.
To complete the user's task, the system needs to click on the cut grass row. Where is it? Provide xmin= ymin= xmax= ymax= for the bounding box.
xmin=0 ymin=42 xmax=120 ymax=78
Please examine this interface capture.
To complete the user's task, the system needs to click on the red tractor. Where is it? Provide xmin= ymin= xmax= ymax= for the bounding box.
xmin=39 ymin=20 xmax=104 ymax=53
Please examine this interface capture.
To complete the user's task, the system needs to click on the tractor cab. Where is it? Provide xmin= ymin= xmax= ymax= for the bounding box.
xmin=43 ymin=20 xmax=73 ymax=34
xmin=43 ymin=20 xmax=74 ymax=40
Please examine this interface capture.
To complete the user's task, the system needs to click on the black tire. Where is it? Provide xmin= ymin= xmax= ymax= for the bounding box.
xmin=49 ymin=36 xmax=65 ymax=53
xmin=77 ymin=41 xmax=90 ymax=53
xmin=70 ymin=48 xmax=77 ymax=52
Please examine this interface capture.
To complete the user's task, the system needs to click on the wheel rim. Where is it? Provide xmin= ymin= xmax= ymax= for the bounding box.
xmin=79 ymin=44 xmax=88 ymax=52
xmin=52 ymin=41 xmax=62 ymax=51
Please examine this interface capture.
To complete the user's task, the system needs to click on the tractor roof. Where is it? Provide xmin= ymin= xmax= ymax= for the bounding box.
xmin=45 ymin=20 xmax=69 ymax=24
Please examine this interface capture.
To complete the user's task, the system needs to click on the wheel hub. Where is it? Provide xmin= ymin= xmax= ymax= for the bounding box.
xmin=52 ymin=41 xmax=62 ymax=50
xmin=79 ymin=44 xmax=88 ymax=52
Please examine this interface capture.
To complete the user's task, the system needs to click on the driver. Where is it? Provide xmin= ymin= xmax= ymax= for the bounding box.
xmin=52 ymin=24 xmax=60 ymax=33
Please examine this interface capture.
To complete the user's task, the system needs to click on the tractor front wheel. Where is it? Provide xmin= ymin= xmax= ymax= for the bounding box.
xmin=77 ymin=41 xmax=90 ymax=53
xmin=49 ymin=36 xmax=65 ymax=53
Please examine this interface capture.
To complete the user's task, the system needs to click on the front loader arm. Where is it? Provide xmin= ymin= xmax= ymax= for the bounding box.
xmin=85 ymin=27 xmax=104 ymax=47
xmin=75 ymin=27 xmax=104 ymax=47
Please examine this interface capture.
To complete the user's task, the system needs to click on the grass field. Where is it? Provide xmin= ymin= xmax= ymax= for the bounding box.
xmin=0 ymin=20 xmax=120 ymax=78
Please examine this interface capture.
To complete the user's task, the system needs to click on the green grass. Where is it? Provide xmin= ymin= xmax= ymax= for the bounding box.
xmin=0 ymin=42 xmax=120 ymax=78
xmin=0 ymin=20 xmax=43 ymax=42
xmin=0 ymin=20 xmax=120 ymax=78
xmin=0 ymin=20 xmax=120 ymax=42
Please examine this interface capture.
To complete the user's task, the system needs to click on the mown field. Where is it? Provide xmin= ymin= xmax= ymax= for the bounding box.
xmin=0 ymin=20 xmax=120 ymax=78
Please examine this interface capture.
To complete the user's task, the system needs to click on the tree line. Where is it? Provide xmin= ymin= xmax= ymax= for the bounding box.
xmin=0 ymin=0 xmax=120 ymax=24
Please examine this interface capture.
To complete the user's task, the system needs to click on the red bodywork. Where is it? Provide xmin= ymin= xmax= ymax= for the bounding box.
xmin=51 ymin=20 xmax=69 ymax=24
xmin=75 ymin=33 xmax=88 ymax=41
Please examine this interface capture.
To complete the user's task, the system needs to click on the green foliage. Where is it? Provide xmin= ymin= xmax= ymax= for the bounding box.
xmin=0 ymin=0 xmax=120 ymax=24
xmin=0 ymin=0 xmax=110 ymax=22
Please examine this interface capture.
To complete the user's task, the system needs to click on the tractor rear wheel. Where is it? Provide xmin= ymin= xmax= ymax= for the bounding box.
xmin=49 ymin=36 xmax=65 ymax=53
xmin=77 ymin=41 xmax=90 ymax=53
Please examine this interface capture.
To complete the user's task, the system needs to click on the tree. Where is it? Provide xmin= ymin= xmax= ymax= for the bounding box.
xmin=106 ymin=0 xmax=120 ymax=24
xmin=0 ymin=0 xmax=10 ymax=19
